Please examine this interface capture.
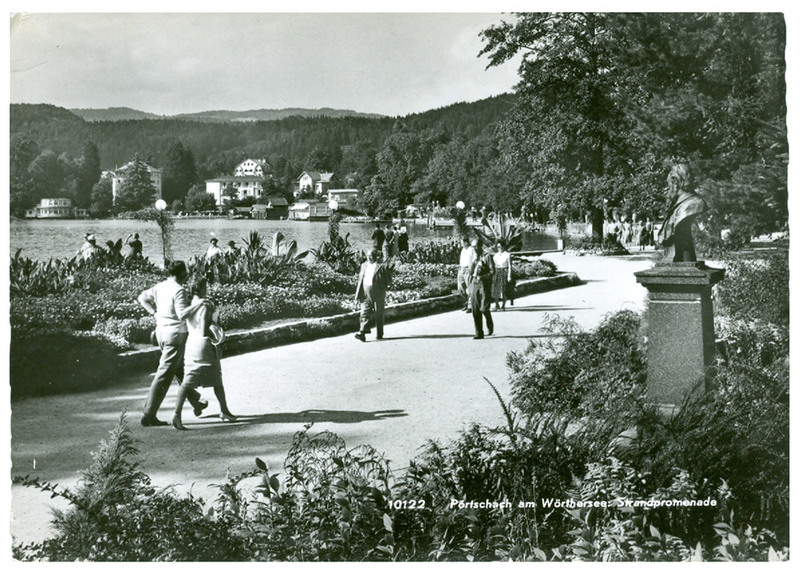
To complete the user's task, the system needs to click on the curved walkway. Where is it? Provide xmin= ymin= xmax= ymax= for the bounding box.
xmin=9 ymin=252 xmax=655 ymax=545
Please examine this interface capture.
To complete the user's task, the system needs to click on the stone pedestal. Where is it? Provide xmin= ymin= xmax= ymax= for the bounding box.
xmin=634 ymin=262 xmax=725 ymax=412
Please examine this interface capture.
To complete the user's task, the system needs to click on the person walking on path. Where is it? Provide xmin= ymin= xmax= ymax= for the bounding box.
xmin=391 ymin=225 xmax=400 ymax=256
xmin=468 ymin=240 xmax=495 ymax=339
xmin=172 ymin=276 xmax=236 ymax=430
xmin=491 ymin=241 xmax=513 ymax=311
xmin=457 ymin=237 xmax=476 ymax=312
xmin=383 ymin=226 xmax=395 ymax=260
xmin=125 ymin=233 xmax=143 ymax=258
xmin=398 ymin=226 xmax=409 ymax=253
xmin=138 ymin=260 xmax=209 ymax=427
xmin=371 ymin=221 xmax=385 ymax=252
xmin=354 ymin=249 xmax=391 ymax=342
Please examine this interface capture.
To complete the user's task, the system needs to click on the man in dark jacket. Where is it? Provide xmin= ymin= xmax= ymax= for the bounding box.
xmin=468 ymin=240 xmax=495 ymax=339
xmin=354 ymin=249 xmax=391 ymax=341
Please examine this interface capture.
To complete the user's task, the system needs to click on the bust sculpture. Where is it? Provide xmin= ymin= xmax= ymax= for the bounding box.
xmin=658 ymin=164 xmax=707 ymax=262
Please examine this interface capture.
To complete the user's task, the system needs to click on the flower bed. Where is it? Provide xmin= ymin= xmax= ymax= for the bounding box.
xmin=9 ymin=246 xmax=559 ymax=396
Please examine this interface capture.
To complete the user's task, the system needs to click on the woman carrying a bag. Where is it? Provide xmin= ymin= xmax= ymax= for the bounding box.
xmin=172 ymin=276 xmax=236 ymax=430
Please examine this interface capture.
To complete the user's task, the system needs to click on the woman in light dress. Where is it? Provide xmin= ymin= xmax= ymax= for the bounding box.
xmin=491 ymin=241 xmax=513 ymax=311
xmin=172 ymin=276 xmax=236 ymax=430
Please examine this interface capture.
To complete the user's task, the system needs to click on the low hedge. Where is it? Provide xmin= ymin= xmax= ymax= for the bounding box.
xmin=10 ymin=328 xmax=128 ymax=398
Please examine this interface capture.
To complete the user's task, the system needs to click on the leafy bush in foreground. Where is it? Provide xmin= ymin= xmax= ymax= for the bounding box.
xmin=506 ymin=310 xmax=647 ymax=422
xmin=14 ymin=415 xmax=253 ymax=561
xmin=714 ymin=251 xmax=789 ymax=326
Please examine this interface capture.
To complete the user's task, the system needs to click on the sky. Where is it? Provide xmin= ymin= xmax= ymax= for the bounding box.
xmin=8 ymin=11 xmax=524 ymax=117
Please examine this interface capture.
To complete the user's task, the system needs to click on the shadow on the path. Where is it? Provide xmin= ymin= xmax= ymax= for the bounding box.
xmin=197 ymin=408 xmax=408 ymax=426
xmin=504 ymin=305 xmax=590 ymax=312
xmin=380 ymin=334 xmax=475 ymax=341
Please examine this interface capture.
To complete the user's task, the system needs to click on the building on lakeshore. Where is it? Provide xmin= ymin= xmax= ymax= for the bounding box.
xmin=327 ymin=189 xmax=359 ymax=210
xmin=206 ymin=159 xmax=275 ymax=206
xmin=24 ymin=198 xmax=88 ymax=219
xmin=252 ymin=196 xmax=290 ymax=220
xmin=104 ymin=161 xmax=163 ymax=204
xmin=288 ymin=199 xmax=333 ymax=221
xmin=206 ymin=176 xmax=267 ymax=206
xmin=296 ymin=171 xmax=334 ymax=198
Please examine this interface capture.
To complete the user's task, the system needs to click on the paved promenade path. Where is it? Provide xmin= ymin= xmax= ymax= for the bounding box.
xmin=9 ymin=252 xmax=655 ymax=545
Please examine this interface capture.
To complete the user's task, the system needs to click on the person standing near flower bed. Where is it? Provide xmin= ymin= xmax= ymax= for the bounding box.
xmin=383 ymin=226 xmax=395 ymax=260
xmin=354 ymin=249 xmax=391 ymax=342
xmin=371 ymin=221 xmax=385 ymax=252
xmin=137 ymin=260 xmax=209 ymax=427
xmin=398 ymin=226 xmax=409 ymax=253
xmin=468 ymin=240 xmax=495 ymax=339
xmin=172 ymin=276 xmax=236 ymax=430
xmin=457 ymin=237 xmax=476 ymax=312
xmin=125 ymin=233 xmax=143 ymax=258
xmin=491 ymin=241 xmax=512 ymax=311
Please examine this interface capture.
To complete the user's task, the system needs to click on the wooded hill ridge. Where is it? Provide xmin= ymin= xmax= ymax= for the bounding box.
xmin=69 ymin=106 xmax=387 ymax=123
xmin=10 ymin=94 xmax=514 ymax=174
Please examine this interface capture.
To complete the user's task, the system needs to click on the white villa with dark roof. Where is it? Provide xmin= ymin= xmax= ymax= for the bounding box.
xmin=104 ymin=161 xmax=162 ymax=203
xmin=297 ymin=171 xmax=334 ymax=197
xmin=205 ymin=159 xmax=274 ymax=205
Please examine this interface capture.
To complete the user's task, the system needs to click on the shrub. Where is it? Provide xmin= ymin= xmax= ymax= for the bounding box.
xmin=506 ymin=310 xmax=647 ymax=422
xmin=14 ymin=414 xmax=253 ymax=561
xmin=514 ymin=258 xmax=557 ymax=279
xmin=221 ymin=426 xmax=396 ymax=561
xmin=405 ymin=240 xmax=461 ymax=264
xmin=93 ymin=316 xmax=155 ymax=344
xmin=714 ymin=251 xmax=789 ymax=326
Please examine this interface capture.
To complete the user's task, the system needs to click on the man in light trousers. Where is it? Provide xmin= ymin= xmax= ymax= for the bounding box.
xmin=138 ymin=260 xmax=208 ymax=426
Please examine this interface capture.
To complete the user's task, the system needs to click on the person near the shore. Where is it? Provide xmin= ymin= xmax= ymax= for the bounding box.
xmin=371 ymin=221 xmax=385 ymax=252
xmin=171 ymin=276 xmax=236 ymax=430
xmin=644 ymin=218 xmax=654 ymax=246
xmin=457 ymin=237 xmax=475 ymax=312
xmin=137 ymin=260 xmax=209 ymax=427
xmin=468 ymin=240 xmax=495 ymax=339
xmin=225 ymin=240 xmax=239 ymax=255
xmin=205 ymin=237 xmax=223 ymax=261
xmin=398 ymin=226 xmax=409 ymax=253
xmin=126 ymin=233 xmax=143 ymax=257
xmin=78 ymin=233 xmax=102 ymax=260
xmin=204 ymin=237 xmax=223 ymax=283
xmin=354 ymin=249 xmax=391 ymax=342
xmin=491 ymin=241 xmax=513 ymax=311
xmin=383 ymin=226 xmax=395 ymax=260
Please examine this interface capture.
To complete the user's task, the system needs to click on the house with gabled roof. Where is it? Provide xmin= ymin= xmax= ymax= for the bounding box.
xmin=205 ymin=176 xmax=266 ymax=206
xmin=296 ymin=171 xmax=334 ymax=198
xmin=235 ymin=158 xmax=271 ymax=177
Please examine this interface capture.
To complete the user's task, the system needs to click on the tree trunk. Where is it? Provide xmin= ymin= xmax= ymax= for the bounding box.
xmin=591 ymin=206 xmax=604 ymax=243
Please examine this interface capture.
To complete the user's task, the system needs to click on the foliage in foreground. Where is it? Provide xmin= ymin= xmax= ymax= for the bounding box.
xmin=14 ymin=414 xmax=253 ymax=561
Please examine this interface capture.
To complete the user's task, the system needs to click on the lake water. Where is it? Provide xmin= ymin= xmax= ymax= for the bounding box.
xmin=9 ymin=218 xmax=559 ymax=263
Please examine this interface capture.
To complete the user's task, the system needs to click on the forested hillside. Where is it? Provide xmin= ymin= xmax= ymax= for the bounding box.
xmin=9 ymin=94 xmax=516 ymax=217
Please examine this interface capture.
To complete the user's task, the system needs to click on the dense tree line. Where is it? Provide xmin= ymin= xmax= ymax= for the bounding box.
xmin=9 ymin=14 xmax=787 ymax=237
xmin=481 ymin=12 xmax=787 ymax=239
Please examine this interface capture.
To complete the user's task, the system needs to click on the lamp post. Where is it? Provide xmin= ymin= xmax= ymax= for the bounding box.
xmin=327 ymin=199 xmax=340 ymax=242
xmin=454 ymin=200 xmax=469 ymax=239
xmin=154 ymin=199 xmax=174 ymax=265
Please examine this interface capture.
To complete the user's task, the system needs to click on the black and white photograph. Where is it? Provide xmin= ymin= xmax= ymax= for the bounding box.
xmin=5 ymin=2 xmax=793 ymax=563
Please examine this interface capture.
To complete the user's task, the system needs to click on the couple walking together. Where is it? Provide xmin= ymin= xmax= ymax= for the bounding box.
xmin=458 ymin=238 xmax=514 ymax=339
xmin=138 ymin=260 xmax=236 ymax=430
